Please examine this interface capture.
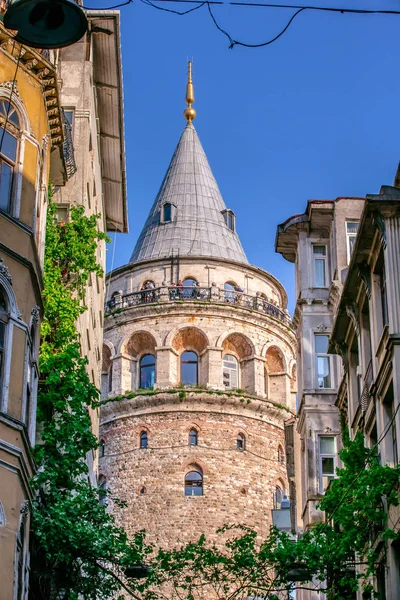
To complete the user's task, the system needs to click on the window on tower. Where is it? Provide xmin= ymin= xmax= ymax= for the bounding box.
xmin=189 ymin=428 xmax=198 ymax=446
xmin=140 ymin=354 xmax=156 ymax=389
xmin=140 ymin=431 xmax=148 ymax=449
xmin=161 ymin=202 xmax=172 ymax=223
xmin=221 ymin=209 xmax=235 ymax=232
xmin=223 ymin=354 xmax=238 ymax=389
xmin=236 ymin=433 xmax=246 ymax=451
xmin=181 ymin=351 xmax=198 ymax=385
xmin=184 ymin=467 xmax=203 ymax=496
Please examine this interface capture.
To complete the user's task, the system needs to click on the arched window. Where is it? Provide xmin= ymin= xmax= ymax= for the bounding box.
xmin=275 ymin=485 xmax=283 ymax=508
xmin=0 ymin=288 xmax=9 ymax=400
xmin=185 ymin=467 xmax=203 ymax=496
xmin=140 ymin=431 xmax=148 ymax=449
xmin=140 ymin=354 xmax=156 ymax=389
xmin=16 ymin=516 xmax=26 ymax=600
xmin=278 ymin=445 xmax=285 ymax=464
xmin=0 ymin=100 xmax=20 ymax=213
xmin=181 ymin=351 xmax=198 ymax=385
xmin=24 ymin=321 xmax=37 ymax=431
xmin=98 ymin=476 xmax=107 ymax=506
xmin=223 ymin=354 xmax=238 ymax=389
xmin=236 ymin=433 xmax=245 ymax=451
xmin=99 ymin=439 xmax=105 ymax=458
xmin=224 ymin=281 xmax=238 ymax=303
xmin=189 ymin=428 xmax=198 ymax=446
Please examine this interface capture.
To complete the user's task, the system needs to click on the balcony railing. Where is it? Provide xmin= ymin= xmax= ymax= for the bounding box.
xmin=106 ymin=286 xmax=293 ymax=328
xmin=360 ymin=359 xmax=374 ymax=412
xmin=61 ymin=108 xmax=77 ymax=180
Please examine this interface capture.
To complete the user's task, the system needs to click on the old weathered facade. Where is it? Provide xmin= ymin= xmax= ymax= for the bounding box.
xmin=330 ymin=187 xmax=400 ymax=599
xmin=276 ymin=196 xmax=365 ymax=599
xmin=53 ymin=11 xmax=127 ymax=479
xmin=0 ymin=25 xmax=68 ymax=600
xmin=100 ymin=66 xmax=296 ymax=549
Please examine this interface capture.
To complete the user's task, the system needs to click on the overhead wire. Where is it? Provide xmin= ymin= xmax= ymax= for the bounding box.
xmin=82 ymin=0 xmax=400 ymax=49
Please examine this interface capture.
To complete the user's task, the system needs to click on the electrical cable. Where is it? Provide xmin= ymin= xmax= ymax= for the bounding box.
xmin=0 ymin=43 xmax=22 ymax=156
xmin=82 ymin=0 xmax=400 ymax=49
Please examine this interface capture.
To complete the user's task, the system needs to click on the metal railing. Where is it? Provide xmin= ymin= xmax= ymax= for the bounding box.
xmin=360 ymin=359 xmax=374 ymax=412
xmin=61 ymin=108 xmax=77 ymax=180
xmin=106 ymin=286 xmax=292 ymax=327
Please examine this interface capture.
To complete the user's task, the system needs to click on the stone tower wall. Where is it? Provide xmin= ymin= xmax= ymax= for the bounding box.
xmin=100 ymin=257 xmax=296 ymax=550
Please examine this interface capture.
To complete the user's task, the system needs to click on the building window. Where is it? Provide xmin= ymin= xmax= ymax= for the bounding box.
xmin=222 ymin=209 xmax=235 ymax=231
xmin=236 ymin=433 xmax=245 ymax=451
xmin=140 ymin=431 xmax=148 ymax=449
xmin=63 ymin=108 xmax=74 ymax=135
xmin=315 ymin=334 xmax=332 ymax=389
xmin=313 ymin=245 xmax=327 ymax=287
xmin=16 ymin=517 xmax=26 ymax=600
xmin=346 ymin=222 xmax=359 ymax=263
xmin=0 ymin=100 xmax=19 ymax=213
xmin=380 ymin=267 xmax=389 ymax=327
xmin=224 ymin=281 xmax=240 ymax=303
xmin=223 ymin=354 xmax=238 ymax=389
xmin=98 ymin=476 xmax=107 ymax=505
xmin=0 ymin=288 xmax=8 ymax=402
xmin=181 ymin=351 xmax=198 ymax=385
xmin=55 ymin=204 xmax=69 ymax=223
xmin=274 ymin=485 xmax=283 ymax=508
xmin=189 ymin=428 xmax=198 ymax=446
xmin=140 ymin=354 xmax=156 ymax=389
xmin=24 ymin=323 xmax=37 ymax=430
xmin=319 ymin=436 xmax=336 ymax=492
xmin=99 ymin=439 xmax=105 ymax=458
xmin=184 ymin=468 xmax=203 ymax=496
xmin=162 ymin=203 xmax=172 ymax=223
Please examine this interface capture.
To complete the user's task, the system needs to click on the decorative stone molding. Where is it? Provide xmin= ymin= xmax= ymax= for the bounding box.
xmin=345 ymin=303 xmax=360 ymax=337
xmin=2 ymin=80 xmax=22 ymax=99
xmin=334 ymin=340 xmax=349 ymax=372
xmin=316 ymin=323 xmax=328 ymax=332
xmin=372 ymin=211 xmax=387 ymax=250
xmin=0 ymin=257 xmax=12 ymax=284
xmin=31 ymin=305 xmax=40 ymax=323
xmin=357 ymin=263 xmax=371 ymax=300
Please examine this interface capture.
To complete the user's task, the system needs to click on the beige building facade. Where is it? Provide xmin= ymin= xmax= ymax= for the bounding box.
xmin=0 ymin=24 xmax=68 ymax=600
xmin=330 ymin=186 xmax=400 ymax=599
xmin=100 ymin=78 xmax=296 ymax=549
xmin=276 ymin=196 xmax=365 ymax=599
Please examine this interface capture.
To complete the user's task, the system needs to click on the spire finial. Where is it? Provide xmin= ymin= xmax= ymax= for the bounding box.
xmin=184 ymin=61 xmax=196 ymax=122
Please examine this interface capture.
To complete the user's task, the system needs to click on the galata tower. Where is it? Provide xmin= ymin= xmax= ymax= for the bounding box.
xmin=100 ymin=64 xmax=296 ymax=549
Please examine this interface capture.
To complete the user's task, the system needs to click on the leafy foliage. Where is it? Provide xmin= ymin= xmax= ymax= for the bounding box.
xmin=30 ymin=201 xmax=151 ymax=600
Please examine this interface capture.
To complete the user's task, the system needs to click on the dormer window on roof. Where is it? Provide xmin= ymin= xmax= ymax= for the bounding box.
xmin=161 ymin=202 xmax=172 ymax=224
xmin=222 ymin=209 xmax=235 ymax=232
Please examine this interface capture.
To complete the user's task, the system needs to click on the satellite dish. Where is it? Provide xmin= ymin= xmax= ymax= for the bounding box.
xmin=4 ymin=0 xmax=88 ymax=49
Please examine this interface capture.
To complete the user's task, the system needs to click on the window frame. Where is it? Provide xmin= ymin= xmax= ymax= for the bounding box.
xmin=0 ymin=287 xmax=9 ymax=408
xmin=180 ymin=350 xmax=198 ymax=386
xmin=139 ymin=353 xmax=156 ymax=389
xmin=140 ymin=431 xmax=148 ymax=449
xmin=345 ymin=221 xmax=359 ymax=264
xmin=236 ymin=433 xmax=246 ymax=451
xmin=184 ymin=469 xmax=203 ymax=496
xmin=0 ymin=101 xmax=20 ymax=215
xmin=189 ymin=428 xmax=198 ymax=446
xmin=318 ymin=435 xmax=337 ymax=493
xmin=161 ymin=202 xmax=172 ymax=223
xmin=223 ymin=353 xmax=239 ymax=389
xmin=314 ymin=333 xmax=333 ymax=389
xmin=312 ymin=244 xmax=328 ymax=288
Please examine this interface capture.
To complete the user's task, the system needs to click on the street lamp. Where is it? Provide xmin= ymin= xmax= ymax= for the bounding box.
xmin=4 ymin=0 xmax=88 ymax=49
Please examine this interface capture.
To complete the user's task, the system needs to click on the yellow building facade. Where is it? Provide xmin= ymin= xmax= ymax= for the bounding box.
xmin=0 ymin=24 xmax=67 ymax=599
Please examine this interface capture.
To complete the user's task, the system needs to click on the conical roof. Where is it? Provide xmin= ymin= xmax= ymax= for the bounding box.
xmin=130 ymin=121 xmax=248 ymax=264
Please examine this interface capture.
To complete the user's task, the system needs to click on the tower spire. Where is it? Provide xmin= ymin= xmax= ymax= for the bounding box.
xmin=184 ymin=61 xmax=196 ymax=122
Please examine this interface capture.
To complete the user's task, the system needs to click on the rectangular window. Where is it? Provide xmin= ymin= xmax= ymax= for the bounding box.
xmin=55 ymin=204 xmax=69 ymax=222
xmin=315 ymin=334 xmax=331 ymax=389
xmin=381 ymin=267 xmax=389 ymax=327
xmin=313 ymin=245 xmax=327 ymax=287
xmin=63 ymin=109 xmax=75 ymax=136
xmin=346 ymin=221 xmax=359 ymax=263
xmin=319 ymin=436 xmax=336 ymax=492
xmin=0 ymin=320 xmax=5 ymax=389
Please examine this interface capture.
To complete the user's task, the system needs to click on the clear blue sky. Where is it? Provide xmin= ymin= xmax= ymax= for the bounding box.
xmin=88 ymin=0 xmax=400 ymax=312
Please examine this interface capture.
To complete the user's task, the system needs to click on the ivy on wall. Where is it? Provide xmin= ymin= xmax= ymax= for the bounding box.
xmin=30 ymin=200 xmax=151 ymax=600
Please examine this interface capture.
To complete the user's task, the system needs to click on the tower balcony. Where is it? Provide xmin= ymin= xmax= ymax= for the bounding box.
xmin=105 ymin=285 xmax=293 ymax=329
